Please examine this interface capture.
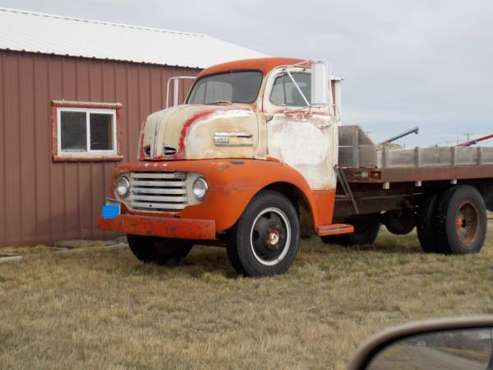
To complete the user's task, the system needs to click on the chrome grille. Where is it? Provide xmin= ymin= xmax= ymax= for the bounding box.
xmin=129 ymin=172 xmax=187 ymax=211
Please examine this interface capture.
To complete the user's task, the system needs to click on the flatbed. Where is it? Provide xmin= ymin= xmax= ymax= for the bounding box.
xmin=331 ymin=125 xmax=493 ymax=254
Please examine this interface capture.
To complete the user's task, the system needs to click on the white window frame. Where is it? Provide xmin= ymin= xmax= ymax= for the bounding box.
xmin=268 ymin=70 xmax=311 ymax=108
xmin=57 ymin=107 xmax=118 ymax=158
xmin=263 ymin=67 xmax=318 ymax=114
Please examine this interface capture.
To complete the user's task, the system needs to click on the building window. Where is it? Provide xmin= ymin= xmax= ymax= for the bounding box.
xmin=52 ymin=101 xmax=122 ymax=161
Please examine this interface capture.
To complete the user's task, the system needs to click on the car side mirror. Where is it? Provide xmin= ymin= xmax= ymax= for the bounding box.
xmin=349 ymin=316 xmax=493 ymax=370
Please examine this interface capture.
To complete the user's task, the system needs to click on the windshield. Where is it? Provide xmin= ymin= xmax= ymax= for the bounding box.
xmin=187 ymin=71 xmax=263 ymax=105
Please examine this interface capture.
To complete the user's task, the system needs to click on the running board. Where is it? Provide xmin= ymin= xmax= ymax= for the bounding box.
xmin=317 ymin=224 xmax=354 ymax=237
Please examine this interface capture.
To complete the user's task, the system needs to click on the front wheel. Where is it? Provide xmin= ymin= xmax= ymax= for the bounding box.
xmin=227 ymin=190 xmax=300 ymax=277
xmin=127 ymin=235 xmax=193 ymax=265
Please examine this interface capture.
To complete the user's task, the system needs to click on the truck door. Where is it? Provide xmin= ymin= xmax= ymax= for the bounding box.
xmin=263 ymin=68 xmax=338 ymax=190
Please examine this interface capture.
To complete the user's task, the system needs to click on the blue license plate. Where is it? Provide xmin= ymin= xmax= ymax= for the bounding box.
xmin=101 ymin=202 xmax=121 ymax=219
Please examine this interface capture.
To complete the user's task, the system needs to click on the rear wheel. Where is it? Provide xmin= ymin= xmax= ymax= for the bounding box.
xmin=321 ymin=215 xmax=380 ymax=246
xmin=382 ymin=209 xmax=416 ymax=235
xmin=227 ymin=190 xmax=300 ymax=277
xmin=127 ymin=235 xmax=193 ymax=265
xmin=478 ymin=182 xmax=493 ymax=211
xmin=433 ymin=185 xmax=487 ymax=254
xmin=416 ymin=194 xmax=440 ymax=253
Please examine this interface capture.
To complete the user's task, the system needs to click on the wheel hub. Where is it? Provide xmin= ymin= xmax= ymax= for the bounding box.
xmin=266 ymin=229 xmax=280 ymax=249
xmin=250 ymin=207 xmax=291 ymax=266
xmin=455 ymin=202 xmax=479 ymax=246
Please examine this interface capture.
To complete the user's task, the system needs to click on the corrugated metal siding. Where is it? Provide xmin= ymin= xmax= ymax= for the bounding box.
xmin=0 ymin=50 xmax=197 ymax=246
xmin=0 ymin=7 xmax=266 ymax=69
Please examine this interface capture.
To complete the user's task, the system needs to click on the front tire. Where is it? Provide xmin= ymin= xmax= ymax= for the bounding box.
xmin=127 ymin=235 xmax=193 ymax=265
xmin=227 ymin=190 xmax=300 ymax=277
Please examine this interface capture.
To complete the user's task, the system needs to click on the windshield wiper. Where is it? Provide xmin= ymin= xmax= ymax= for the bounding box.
xmin=206 ymin=100 xmax=233 ymax=105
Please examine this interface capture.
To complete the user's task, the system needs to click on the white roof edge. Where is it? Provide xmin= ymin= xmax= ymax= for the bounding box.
xmin=0 ymin=7 xmax=267 ymax=69
xmin=0 ymin=6 xmax=206 ymax=38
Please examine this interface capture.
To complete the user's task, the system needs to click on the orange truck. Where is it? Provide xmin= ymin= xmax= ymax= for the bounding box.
xmin=98 ymin=57 xmax=493 ymax=277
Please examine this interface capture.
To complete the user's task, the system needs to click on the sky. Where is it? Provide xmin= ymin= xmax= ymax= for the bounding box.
xmin=1 ymin=0 xmax=492 ymax=147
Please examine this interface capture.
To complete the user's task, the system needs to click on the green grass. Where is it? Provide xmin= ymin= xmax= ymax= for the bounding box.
xmin=1 ymin=229 xmax=493 ymax=370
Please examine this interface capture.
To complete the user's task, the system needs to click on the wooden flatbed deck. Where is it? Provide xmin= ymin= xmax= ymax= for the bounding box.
xmin=339 ymin=125 xmax=493 ymax=185
xmin=344 ymin=164 xmax=493 ymax=184
xmin=334 ymin=126 xmax=493 ymax=219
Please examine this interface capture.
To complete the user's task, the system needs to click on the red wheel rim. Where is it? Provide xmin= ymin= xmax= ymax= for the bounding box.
xmin=455 ymin=202 xmax=479 ymax=246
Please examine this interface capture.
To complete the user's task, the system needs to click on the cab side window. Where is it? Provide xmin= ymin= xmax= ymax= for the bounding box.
xmin=270 ymin=72 xmax=311 ymax=107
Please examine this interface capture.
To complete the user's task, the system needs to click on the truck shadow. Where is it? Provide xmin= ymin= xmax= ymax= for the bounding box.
xmin=183 ymin=237 xmax=424 ymax=278
xmin=355 ymin=233 xmax=422 ymax=255
xmin=125 ymin=233 xmax=427 ymax=279
xmin=305 ymin=233 xmax=423 ymax=256
xmin=347 ymin=242 xmax=422 ymax=255
xmin=138 ymin=245 xmax=240 ymax=279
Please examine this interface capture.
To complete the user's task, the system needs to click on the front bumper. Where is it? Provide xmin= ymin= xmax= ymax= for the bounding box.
xmin=98 ymin=214 xmax=216 ymax=240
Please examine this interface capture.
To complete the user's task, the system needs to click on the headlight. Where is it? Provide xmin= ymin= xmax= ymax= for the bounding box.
xmin=192 ymin=177 xmax=208 ymax=200
xmin=115 ymin=175 xmax=130 ymax=198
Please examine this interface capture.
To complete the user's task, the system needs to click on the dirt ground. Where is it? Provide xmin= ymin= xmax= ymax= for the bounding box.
xmin=1 ymin=228 xmax=493 ymax=370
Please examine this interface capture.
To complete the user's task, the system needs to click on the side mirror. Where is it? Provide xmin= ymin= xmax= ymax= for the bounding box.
xmin=349 ymin=316 xmax=493 ymax=370
xmin=310 ymin=60 xmax=329 ymax=106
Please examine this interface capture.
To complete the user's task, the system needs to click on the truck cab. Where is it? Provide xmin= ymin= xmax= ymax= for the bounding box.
xmin=141 ymin=58 xmax=341 ymax=190
xmin=99 ymin=57 xmax=352 ymax=276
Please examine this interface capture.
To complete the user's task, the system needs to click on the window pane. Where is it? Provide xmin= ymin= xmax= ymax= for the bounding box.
xmin=188 ymin=71 xmax=262 ymax=104
xmin=204 ymin=80 xmax=233 ymax=104
xmin=60 ymin=111 xmax=87 ymax=152
xmin=90 ymin=113 xmax=114 ymax=150
xmin=270 ymin=72 xmax=311 ymax=107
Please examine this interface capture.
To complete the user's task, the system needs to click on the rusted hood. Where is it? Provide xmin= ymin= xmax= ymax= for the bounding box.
xmin=142 ymin=104 xmax=262 ymax=160
xmin=143 ymin=105 xmax=205 ymax=158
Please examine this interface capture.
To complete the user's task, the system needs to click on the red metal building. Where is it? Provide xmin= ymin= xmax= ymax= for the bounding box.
xmin=0 ymin=7 xmax=264 ymax=246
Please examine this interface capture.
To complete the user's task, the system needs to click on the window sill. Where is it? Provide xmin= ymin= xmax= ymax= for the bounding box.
xmin=52 ymin=100 xmax=123 ymax=110
xmin=52 ymin=155 xmax=124 ymax=163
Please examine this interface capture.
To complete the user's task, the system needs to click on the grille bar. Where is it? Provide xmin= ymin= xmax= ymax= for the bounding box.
xmin=131 ymin=202 xmax=186 ymax=210
xmin=128 ymin=171 xmax=188 ymax=211
xmin=132 ymin=188 xmax=186 ymax=195
xmin=132 ymin=180 xmax=186 ymax=187
xmin=129 ymin=195 xmax=186 ymax=202
xmin=131 ymin=172 xmax=185 ymax=180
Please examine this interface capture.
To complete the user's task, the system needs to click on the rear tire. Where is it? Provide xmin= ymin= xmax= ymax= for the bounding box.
xmin=127 ymin=235 xmax=193 ymax=265
xmin=478 ymin=182 xmax=493 ymax=212
xmin=433 ymin=185 xmax=487 ymax=254
xmin=321 ymin=216 xmax=380 ymax=246
xmin=382 ymin=209 xmax=416 ymax=235
xmin=416 ymin=194 xmax=440 ymax=253
xmin=227 ymin=190 xmax=300 ymax=277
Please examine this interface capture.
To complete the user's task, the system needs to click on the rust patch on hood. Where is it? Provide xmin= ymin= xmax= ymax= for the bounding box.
xmin=141 ymin=105 xmax=263 ymax=161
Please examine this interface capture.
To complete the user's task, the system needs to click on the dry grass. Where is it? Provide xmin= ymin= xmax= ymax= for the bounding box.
xmin=0 ymin=240 xmax=117 ymax=257
xmin=1 ymin=228 xmax=493 ymax=370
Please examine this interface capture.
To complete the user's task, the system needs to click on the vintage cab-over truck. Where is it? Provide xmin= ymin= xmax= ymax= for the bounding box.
xmin=99 ymin=57 xmax=493 ymax=277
